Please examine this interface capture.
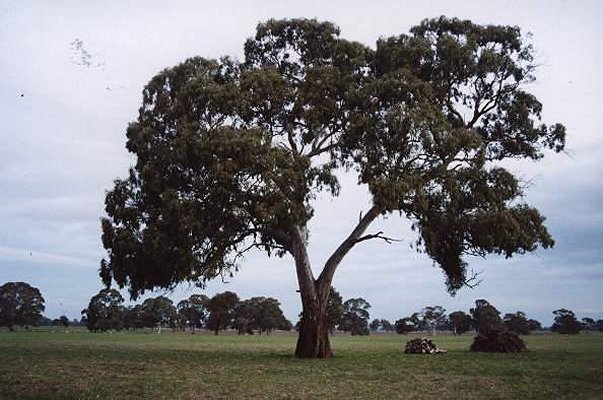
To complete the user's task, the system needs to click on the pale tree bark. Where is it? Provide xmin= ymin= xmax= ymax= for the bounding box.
xmin=293 ymin=205 xmax=383 ymax=358
xmin=292 ymin=225 xmax=332 ymax=358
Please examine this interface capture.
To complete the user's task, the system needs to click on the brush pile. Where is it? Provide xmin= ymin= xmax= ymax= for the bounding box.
xmin=404 ymin=337 xmax=447 ymax=354
xmin=470 ymin=328 xmax=527 ymax=353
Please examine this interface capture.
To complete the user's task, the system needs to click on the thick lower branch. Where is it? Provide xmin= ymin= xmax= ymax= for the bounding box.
xmin=317 ymin=205 xmax=382 ymax=293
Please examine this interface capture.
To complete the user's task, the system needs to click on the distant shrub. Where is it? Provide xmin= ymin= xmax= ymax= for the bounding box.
xmin=551 ymin=309 xmax=582 ymax=335
xmin=470 ymin=328 xmax=527 ymax=353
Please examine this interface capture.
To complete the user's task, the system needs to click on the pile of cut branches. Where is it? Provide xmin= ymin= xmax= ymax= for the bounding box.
xmin=404 ymin=337 xmax=447 ymax=354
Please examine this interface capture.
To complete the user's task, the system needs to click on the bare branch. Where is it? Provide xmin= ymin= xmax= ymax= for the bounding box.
xmin=356 ymin=231 xmax=402 ymax=244
xmin=463 ymin=269 xmax=483 ymax=289
xmin=317 ymin=205 xmax=382 ymax=289
xmin=307 ymin=141 xmax=338 ymax=158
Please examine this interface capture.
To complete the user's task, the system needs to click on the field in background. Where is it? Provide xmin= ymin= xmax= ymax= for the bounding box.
xmin=1 ymin=329 xmax=602 ymax=399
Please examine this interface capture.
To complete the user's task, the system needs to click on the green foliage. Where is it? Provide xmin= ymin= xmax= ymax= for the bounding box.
xmin=470 ymin=327 xmax=527 ymax=353
xmin=341 ymin=297 xmax=371 ymax=335
xmin=325 ymin=287 xmax=344 ymax=333
xmin=527 ymin=318 xmax=543 ymax=331
xmin=352 ymin=17 xmax=565 ymax=292
xmin=395 ymin=317 xmax=416 ymax=335
xmin=140 ymin=296 xmax=178 ymax=328
xmin=449 ymin=310 xmax=472 ymax=334
xmin=82 ymin=289 xmax=125 ymax=332
xmin=177 ymin=294 xmax=209 ymax=330
xmin=206 ymin=291 xmax=239 ymax=334
xmin=420 ymin=305 xmax=447 ymax=333
xmin=470 ymin=299 xmax=502 ymax=334
xmin=380 ymin=319 xmax=394 ymax=332
xmin=552 ymin=309 xmax=582 ymax=334
xmin=232 ymin=297 xmax=291 ymax=334
xmin=503 ymin=311 xmax=530 ymax=335
xmin=232 ymin=299 xmax=256 ymax=334
xmin=123 ymin=304 xmax=144 ymax=330
xmin=100 ymin=17 xmax=565 ymax=303
xmin=580 ymin=317 xmax=603 ymax=332
xmin=0 ymin=282 xmax=45 ymax=330
xmin=369 ymin=319 xmax=381 ymax=332
xmin=58 ymin=315 xmax=70 ymax=328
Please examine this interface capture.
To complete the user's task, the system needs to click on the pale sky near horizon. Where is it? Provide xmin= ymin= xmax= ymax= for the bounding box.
xmin=1 ymin=0 xmax=601 ymax=325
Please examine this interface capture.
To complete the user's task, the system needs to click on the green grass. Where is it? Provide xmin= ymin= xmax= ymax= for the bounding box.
xmin=1 ymin=329 xmax=602 ymax=399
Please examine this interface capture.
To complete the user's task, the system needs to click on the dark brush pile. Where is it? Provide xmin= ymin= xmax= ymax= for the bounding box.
xmin=470 ymin=328 xmax=527 ymax=353
xmin=404 ymin=337 xmax=447 ymax=354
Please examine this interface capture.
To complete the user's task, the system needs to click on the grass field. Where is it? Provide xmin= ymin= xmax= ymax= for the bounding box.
xmin=0 ymin=329 xmax=602 ymax=399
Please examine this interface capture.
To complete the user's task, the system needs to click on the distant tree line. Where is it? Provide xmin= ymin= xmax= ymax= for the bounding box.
xmin=80 ymin=289 xmax=292 ymax=334
xmin=389 ymin=300 xmax=546 ymax=336
xmin=387 ymin=299 xmax=601 ymax=336
xmin=1 ymin=282 xmax=601 ymax=336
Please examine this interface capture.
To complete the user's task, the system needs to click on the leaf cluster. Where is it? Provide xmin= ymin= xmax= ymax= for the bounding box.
xmin=0 ymin=282 xmax=45 ymax=330
xmin=101 ymin=17 xmax=566 ymax=298
xmin=82 ymin=288 xmax=125 ymax=332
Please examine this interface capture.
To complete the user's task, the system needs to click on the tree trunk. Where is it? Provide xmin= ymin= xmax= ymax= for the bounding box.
xmin=291 ymin=206 xmax=380 ymax=358
xmin=291 ymin=225 xmax=334 ymax=358
xmin=295 ymin=296 xmax=333 ymax=358
xmin=291 ymin=207 xmax=381 ymax=358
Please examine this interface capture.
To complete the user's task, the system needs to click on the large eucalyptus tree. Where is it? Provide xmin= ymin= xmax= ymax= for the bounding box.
xmin=100 ymin=17 xmax=565 ymax=357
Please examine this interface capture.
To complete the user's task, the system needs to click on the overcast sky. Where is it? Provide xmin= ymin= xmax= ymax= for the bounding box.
xmin=1 ymin=0 xmax=601 ymax=325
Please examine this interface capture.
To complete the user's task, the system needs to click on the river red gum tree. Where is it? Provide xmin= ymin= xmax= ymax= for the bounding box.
xmin=100 ymin=17 xmax=565 ymax=358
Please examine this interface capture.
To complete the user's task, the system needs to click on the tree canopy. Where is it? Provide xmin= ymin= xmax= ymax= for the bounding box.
xmin=503 ymin=311 xmax=530 ymax=335
xmin=82 ymin=288 xmax=125 ymax=332
xmin=232 ymin=296 xmax=291 ymax=334
xmin=340 ymin=297 xmax=371 ymax=335
xmin=206 ymin=291 xmax=239 ymax=335
xmin=449 ymin=310 xmax=472 ymax=334
xmin=420 ymin=305 xmax=447 ymax=334
xmin=177 ymin=294 xmax=209 ymax=331
xmin=140 ymin=296 xmax=178 ymax=328
xmin=552 ymin=309 xmax=581 ymax=334
xmin=394 ymin=317 xmax=416 ymax=335
xmin=324 ymin=287 xmax=344 ymax=334
xmin=100 ymin=17 xmax=565 ymax=357
xmin=470 ymin=299 xmax=502 ymax=334
xmin=0 ymin=282 xmax=45 ymax=331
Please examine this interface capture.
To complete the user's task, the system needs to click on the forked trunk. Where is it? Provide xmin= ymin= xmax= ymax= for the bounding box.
xmin=295 ymin=297 xmax=333 ymax=358
xmin=291 ymin=225 xmax=334 ymax=358
xmin=290 ymin=208 xmax=380 ymax=358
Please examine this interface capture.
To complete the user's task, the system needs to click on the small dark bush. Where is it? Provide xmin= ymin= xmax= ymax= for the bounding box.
xmin=470 ymin=328 xmax=527 ymax=353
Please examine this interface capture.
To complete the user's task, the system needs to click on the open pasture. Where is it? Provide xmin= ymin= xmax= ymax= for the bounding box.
xmin=1 ymin=330 xmax=602 ymax=399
